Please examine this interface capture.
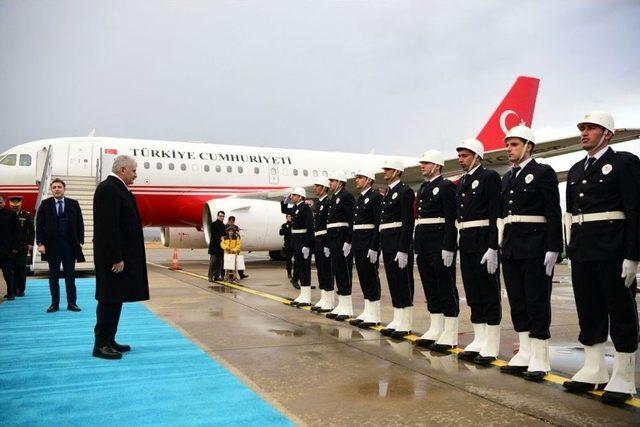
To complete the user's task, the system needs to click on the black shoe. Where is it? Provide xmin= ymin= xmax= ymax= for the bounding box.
xmin=474 ymin=355 xmax=496 ymax=365
xmin=93 ymin=346 xmax=122 ymax=360
xmin=325 ymin=312 xmax=339 ymax=319
xmin=239 ymin=274 xmax=248 ymax=279
xmin=296 ymin=302 xmax=311 ymax=308
xmin=562 ymin=380 xmax=605 ymax=393
xmin=213 ymin=277 xmax=222 ymax=282
xmin=112 ymin=342 xmax=131 ymax=352
xmin=349 ymin=318 xmax=364 ymax=326
xmin=391 ymin=330 xmax=410 ymax=339
xmin=310 ymin=305 xmax=322 ymax=312
xmin=380 ymin=328 xmax=395 ymax=337
xmin=5 ymin=295 xmax=15 ymax=301
xmin=500 ymin=365 xmax=528 ymax=375
xmin=429 ymin=343 xmax=455 ymax=353
xmin=67 ymin=303 xmax=81 ymax=312
xmin=287 ymin=273 xmax=292 ymax=279
xmin=457 ymin=350 xmax=479 ymax=361
xmin=46 ymin=305 xmax=59 ymax=313
xmin=523 ymin=371 xmax=546 ymax=382
xmin=601 ymin=391 xmax=632 ymax=405
xmin=292 ymin=282 xmax=300 ymax=290
xmin=16 ymin=292 xmax=24 ymax=297
xmin=415 ymin=338 xmax=436 ymax=348
xmin=208 ymin=278 xmax=214 ymax=282
xmin=317 ymin=308 xmax=332 ymax=314
xmin=358 ymin=321 xmax=379 ymax=329
xmin=335 ymin=314 xmax=350 ymax=321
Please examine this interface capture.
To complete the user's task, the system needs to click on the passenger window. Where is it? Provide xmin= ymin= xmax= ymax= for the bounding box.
xmin=204 ymin=165 xmax=210 ymax=172
xmin=19 ymin=154 xmax=32 ymax=166
xmin=303 ymin=169 xmax=308 ymax=176
xmin=156 ymin=162 xmax=162 ymax=170
xmin=168 ymin=163 xmax=175 ymax=170
xmin=254 ymin=167 xmax=260 ymax=174
xmin=238 ymin=166 xmax=243 ymax=173
xmin=144 ymin=162 xmax=150 ymax=169
xmin=312 ymin=170 xmax=318 ymax=177
xmin=0 ymin=154 xmax=16 ymax=166
xmin=293 ymin=169 xmax=299 ymax=176
xmin=180 ymin=163 xmax=187 ymax=171
xmin=226 ymin=166 xmax=232 ymax=173
xmin=322 ymin=170 xmax=328 ymax=177
xmin=216 ymin=165 xmax=221 ymax=172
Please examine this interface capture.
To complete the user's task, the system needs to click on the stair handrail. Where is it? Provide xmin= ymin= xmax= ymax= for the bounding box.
xmin=31 ymin=145 xmax=54 ymax=267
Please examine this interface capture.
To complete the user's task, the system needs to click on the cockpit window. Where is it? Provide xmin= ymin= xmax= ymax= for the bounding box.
xmin=19 ymin=154 xmax=32 ymax=166
xmin=0 ymin=154 xmax=16 ymax=166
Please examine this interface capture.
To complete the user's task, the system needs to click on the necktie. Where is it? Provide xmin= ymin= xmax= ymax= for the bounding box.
xmin=584 ymin=157 xmax=596 ymax=171
xmin=461 ymin=174 xmax=468 ymax=186
xmin=511 ymin=166 xmax=521 ymax=179
xmin=57 ymin=200 xmax=63 ymax=216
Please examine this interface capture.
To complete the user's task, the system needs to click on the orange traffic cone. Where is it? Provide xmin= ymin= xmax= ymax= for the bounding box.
xmin=169 ymin=248 xmax=182 ymax=270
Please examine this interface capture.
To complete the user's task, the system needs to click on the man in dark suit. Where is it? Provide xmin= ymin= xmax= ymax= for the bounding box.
xmin=36 ymin=178 xmax=84 ymax=313
xmin=561 ymin=112 xmax=640 ymax=404
xmin=497 ymin=126 xmax=562 ymax=382
xmin=208 ymin=210 xmax=226 ymax=282
xmin=0 ymin=195 xmax=19 ymax=300
xmin=9 ymin=196 xmax=35 ymax=297
xmin=454 ymin=139 xmax=502 ymax=364
xmin=93 ymin=155 xmax=150 ymax=360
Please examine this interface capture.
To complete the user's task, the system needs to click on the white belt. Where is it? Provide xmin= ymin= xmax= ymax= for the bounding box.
xmin=291 ymin=229 xmax=307 ymax=234
xmin=503 ymin=215 xmax=547 ymax=225
xmin=327 ymin=222 xmax=349 ymax=229
xmin=379 ymin=221 xmax=402 ymax=230
xmin=415 ymin=217 xmax=446 ymax=226
xmin=571 ymin=211 xmax=626 ymax=224
xmin=353 ymin=224 xmax=375 ymax=230
xmin=455 ymin=219 xmax=489 ymax=230
xmin=314 ymin=229 xmax=327 ymax=236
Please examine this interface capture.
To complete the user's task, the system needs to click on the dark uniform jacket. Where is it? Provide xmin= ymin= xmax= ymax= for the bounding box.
xmin=313 ymin=195 xmax=331 ymax=251
xmin=36 ymin=197 xmax=85 ymax=262
xmin=566 ymin=147 xmax=640 ymax=262
xmin=279 ymin=221 xmax=292 ymax=250
xmin=93 ymin=175 xmax=149 ymax=302
xmin=326 ymin=188 xmax=355 ymax=251
xmin=456 ymin=166 xmax=501 ymax=253
xmin=0 ymin=208 xmax=19 ymax=259
xmin=208 ymin=219 xmax=226 ymax=255
xmin=415 ymin=176 xmax=457 ymax=254
xmin=352 ymin=187 xmax=382 ymax=253
xmin=379 ymin=181 xmax=415 ymax=254
xmin=281 ymin=201 xmax=314 ymax=251
xmin=500 ymin=160 xmax=562 ymax=259
xmin=14 ymin=209 xmax=35 ymax=264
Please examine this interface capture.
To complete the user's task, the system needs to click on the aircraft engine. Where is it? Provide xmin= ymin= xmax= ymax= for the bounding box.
xmin=203 ymin=198 xmax=285 ymax=252
xmin=160 ymin=227 xmax=208 ymax=249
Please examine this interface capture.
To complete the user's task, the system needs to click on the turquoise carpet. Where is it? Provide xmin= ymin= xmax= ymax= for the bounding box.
xmin=0 ymin=279 xmax=292 ymax=426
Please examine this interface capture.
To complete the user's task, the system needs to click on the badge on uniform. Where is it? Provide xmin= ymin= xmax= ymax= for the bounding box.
xmin=602 ymin=164 xmax=613 ymax=175
xmin=320 ymin=205 xmax=324 ymax=211
xmin=471 ymin=180 xmax=479 ymax=189
xmin=525 ymin=174 xmax=534 ymax=184
xmin=392 ymin=192 xmax=398 ymax=200
xmin=432 ymin=187 xmax=439 ymax=195
xmin=364 ymin=197 xmax=369 ymax=204
xmin=336 ymin=198 xmax=340 ymax=204
xmin=295 ymin=209 xmax=299 ymax=214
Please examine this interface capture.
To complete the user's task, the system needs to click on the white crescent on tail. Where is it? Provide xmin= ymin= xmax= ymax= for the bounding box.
xmin=499 ymin=109 xmax=524 ymax=134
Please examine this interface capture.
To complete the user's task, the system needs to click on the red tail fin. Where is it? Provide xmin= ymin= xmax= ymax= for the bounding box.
xmin=476 ymin=76 xmax=540 ymax=152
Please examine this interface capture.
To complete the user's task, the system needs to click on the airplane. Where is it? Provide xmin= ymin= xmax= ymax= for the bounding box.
xmin=1 ymin=76 xmax=638 ymax=263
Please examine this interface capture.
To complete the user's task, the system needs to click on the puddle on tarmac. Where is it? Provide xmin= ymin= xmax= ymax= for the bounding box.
xmin=208 ymin=285 xmax=236 ymax=294
xmin=209 ymin=310 xmax=223 ymax=317
xmin=549 ymin=342 xmax=615 ymax=374
xmin=267 ymin=328 xmax=306 ymax=337
xmin=355 ymin=376 xmax=426 ymax=400
xmin=328 ymin=328 xmax=364 ymax=340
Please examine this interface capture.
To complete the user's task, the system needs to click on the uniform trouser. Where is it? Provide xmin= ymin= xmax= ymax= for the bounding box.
xmin=382 ymin=251 xmax=414 ymax=308
xmin=502 ymin=256 xmax=551 ymax=339
xmin=294 ymin=248 xmax=312 ymax=287
xmin=571 ymin=259 xmax=639 ymax=353
xmin=208 ymin=253 xmax=224 ymax=280
xmin=314 ymin=245 xmax=333 ymax=291
xmin=94 ymin=301 xmax=123 ymax=347
xmin=284 ymin=247 xmax=293 ymax=276
xmin=331 ymin=250 xmax=353 ymax=295
xmin=0 ymin=256 xmax=15 ymax=297
xmin=13 ymin=258 xmax=27 ymax=294
xmin=354 ymin=249 xmax=381 ymax=301
xmin=417 ymin=251 xmax=459 ymax=317
xmin=47 ymin=241 xmax=76 ymax=306
xmin=459 ymin=251 xmax=501 ymax=325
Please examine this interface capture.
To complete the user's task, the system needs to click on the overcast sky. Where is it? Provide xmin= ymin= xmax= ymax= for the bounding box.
xmin=1 ymin=0 xmax=639 ymax=156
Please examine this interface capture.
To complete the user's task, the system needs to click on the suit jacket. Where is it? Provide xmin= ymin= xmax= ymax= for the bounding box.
xmin=352 ymin=187 xmax=382 ymax=252
xmin=566 ymin=147 xmax=640 ymax=262
xmin=326 ymin=188 xmax=355 ymax=250
xmin=415 ymin=176 xmax=457 ymax=254
xmin=379 ymin=181 xmax=415 ymax=254
xmin=208 ymin=219 xmax=226 ymax=255
xmin=93 ymin=175 xmax=149 ymax=302
xmin=0 ymin=208 xmax=19 ymax=259
xmin=456 ymin=166 xmax=501 ymax=253
xmin=284 ymin=201 xmax=315 ymax=251
xmin=36 ymin=197 xmax=85 ymax=262
xmin=500 ymin=160 xmax=562 ymax=259
xmin=313 ymin=195 xmax=331 ymax=250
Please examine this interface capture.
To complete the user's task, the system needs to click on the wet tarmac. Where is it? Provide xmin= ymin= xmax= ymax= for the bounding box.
xmin=136 ymin=248 xmax=640 ymax=426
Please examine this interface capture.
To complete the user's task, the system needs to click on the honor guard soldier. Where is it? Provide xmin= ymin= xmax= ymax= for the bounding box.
xmin=379 ymin=159 xmax=416 ymax=339
xmin=325 ymin=170 xmax=355 ymax=321
xmin=455 ymin=138 xmax=503 ymax=364
xmin=0 ymin=195 xmax=19 ymax=300
xmin=310 ymin=178 xmax=336 ymax=313
xmin=561 ymin=111 xmax=640 ymax=404
xmin=9 ymin=196 xmax=35 ymax=297
xmin=281 ymin=187 xmax=315 ymax=306
xmin=497 ymin=126 xmax=562 ymax=381
xmin=349 ymin=169 xmax=383 ymax=328
xmin=413 ymin=150 xmax=460 ymax=352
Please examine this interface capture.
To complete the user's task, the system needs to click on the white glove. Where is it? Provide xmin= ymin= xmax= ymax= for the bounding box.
xmin=480 ymin=248 xmax=498 ymax=275
xmin=543 ymin=251 xmax=559 ymax=277
xmin=343 ymin=242 xmax=352 ymax=257
xmin=395 ymin=251 xmax=408 ymax=269
xmin=442 ymin=250 xmax=454 ymax=267
xmin=367 ymin=249 xmax=378 ymax=264
xmin=621 ymin=259 xmax=639 ymax=287
xmin=324 ymin=247 xmax=330 ymax=258
xmin=302 ymin=247 xmax=310 ymax=259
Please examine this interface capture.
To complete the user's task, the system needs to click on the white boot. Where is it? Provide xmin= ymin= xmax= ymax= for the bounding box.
xmin=298 ymin=286 xmax=311 ymax=306
xmin=394 ymin=307 xmax=413 ymax=333
xmin=292 ymin=287 xmax=304 ymax=304
xmin=336 ymin=295 xmax=353 ymax=317
xmin=375 ymin=300 xmax=382 ymax=324
xmin=603 ymin=351 xmax=637 ymax=395
xmin=507 ymin=332 xmax=531 ymax=367
xmin=479 ymin=324 xmax=501 ymax=358
xmin=359 ymin=300 xmax=379 ymax=327
xmin=313 ymin=290 xmax=326 ymax=309
xmin=357 ymin=300 xmax=370 ymax=321
xmin=463 ymin=323 xmax=486 ymax=353
xmin=328 ymin=293 xmax=343 ymax=316
xmin=571 ymin=343 xmax=610 ymax=385
xmin=527 ymin=338 xmax=550 ymax=374
xmin=383 ymin=308 xmax=400 ymax=331
xmin=321 ymin=290 xmax=336 ymax=311
xmin=434 ymin=316 xmax=459 ymax=348
xmin=419 ymin=313 xmax=444 ymax=343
